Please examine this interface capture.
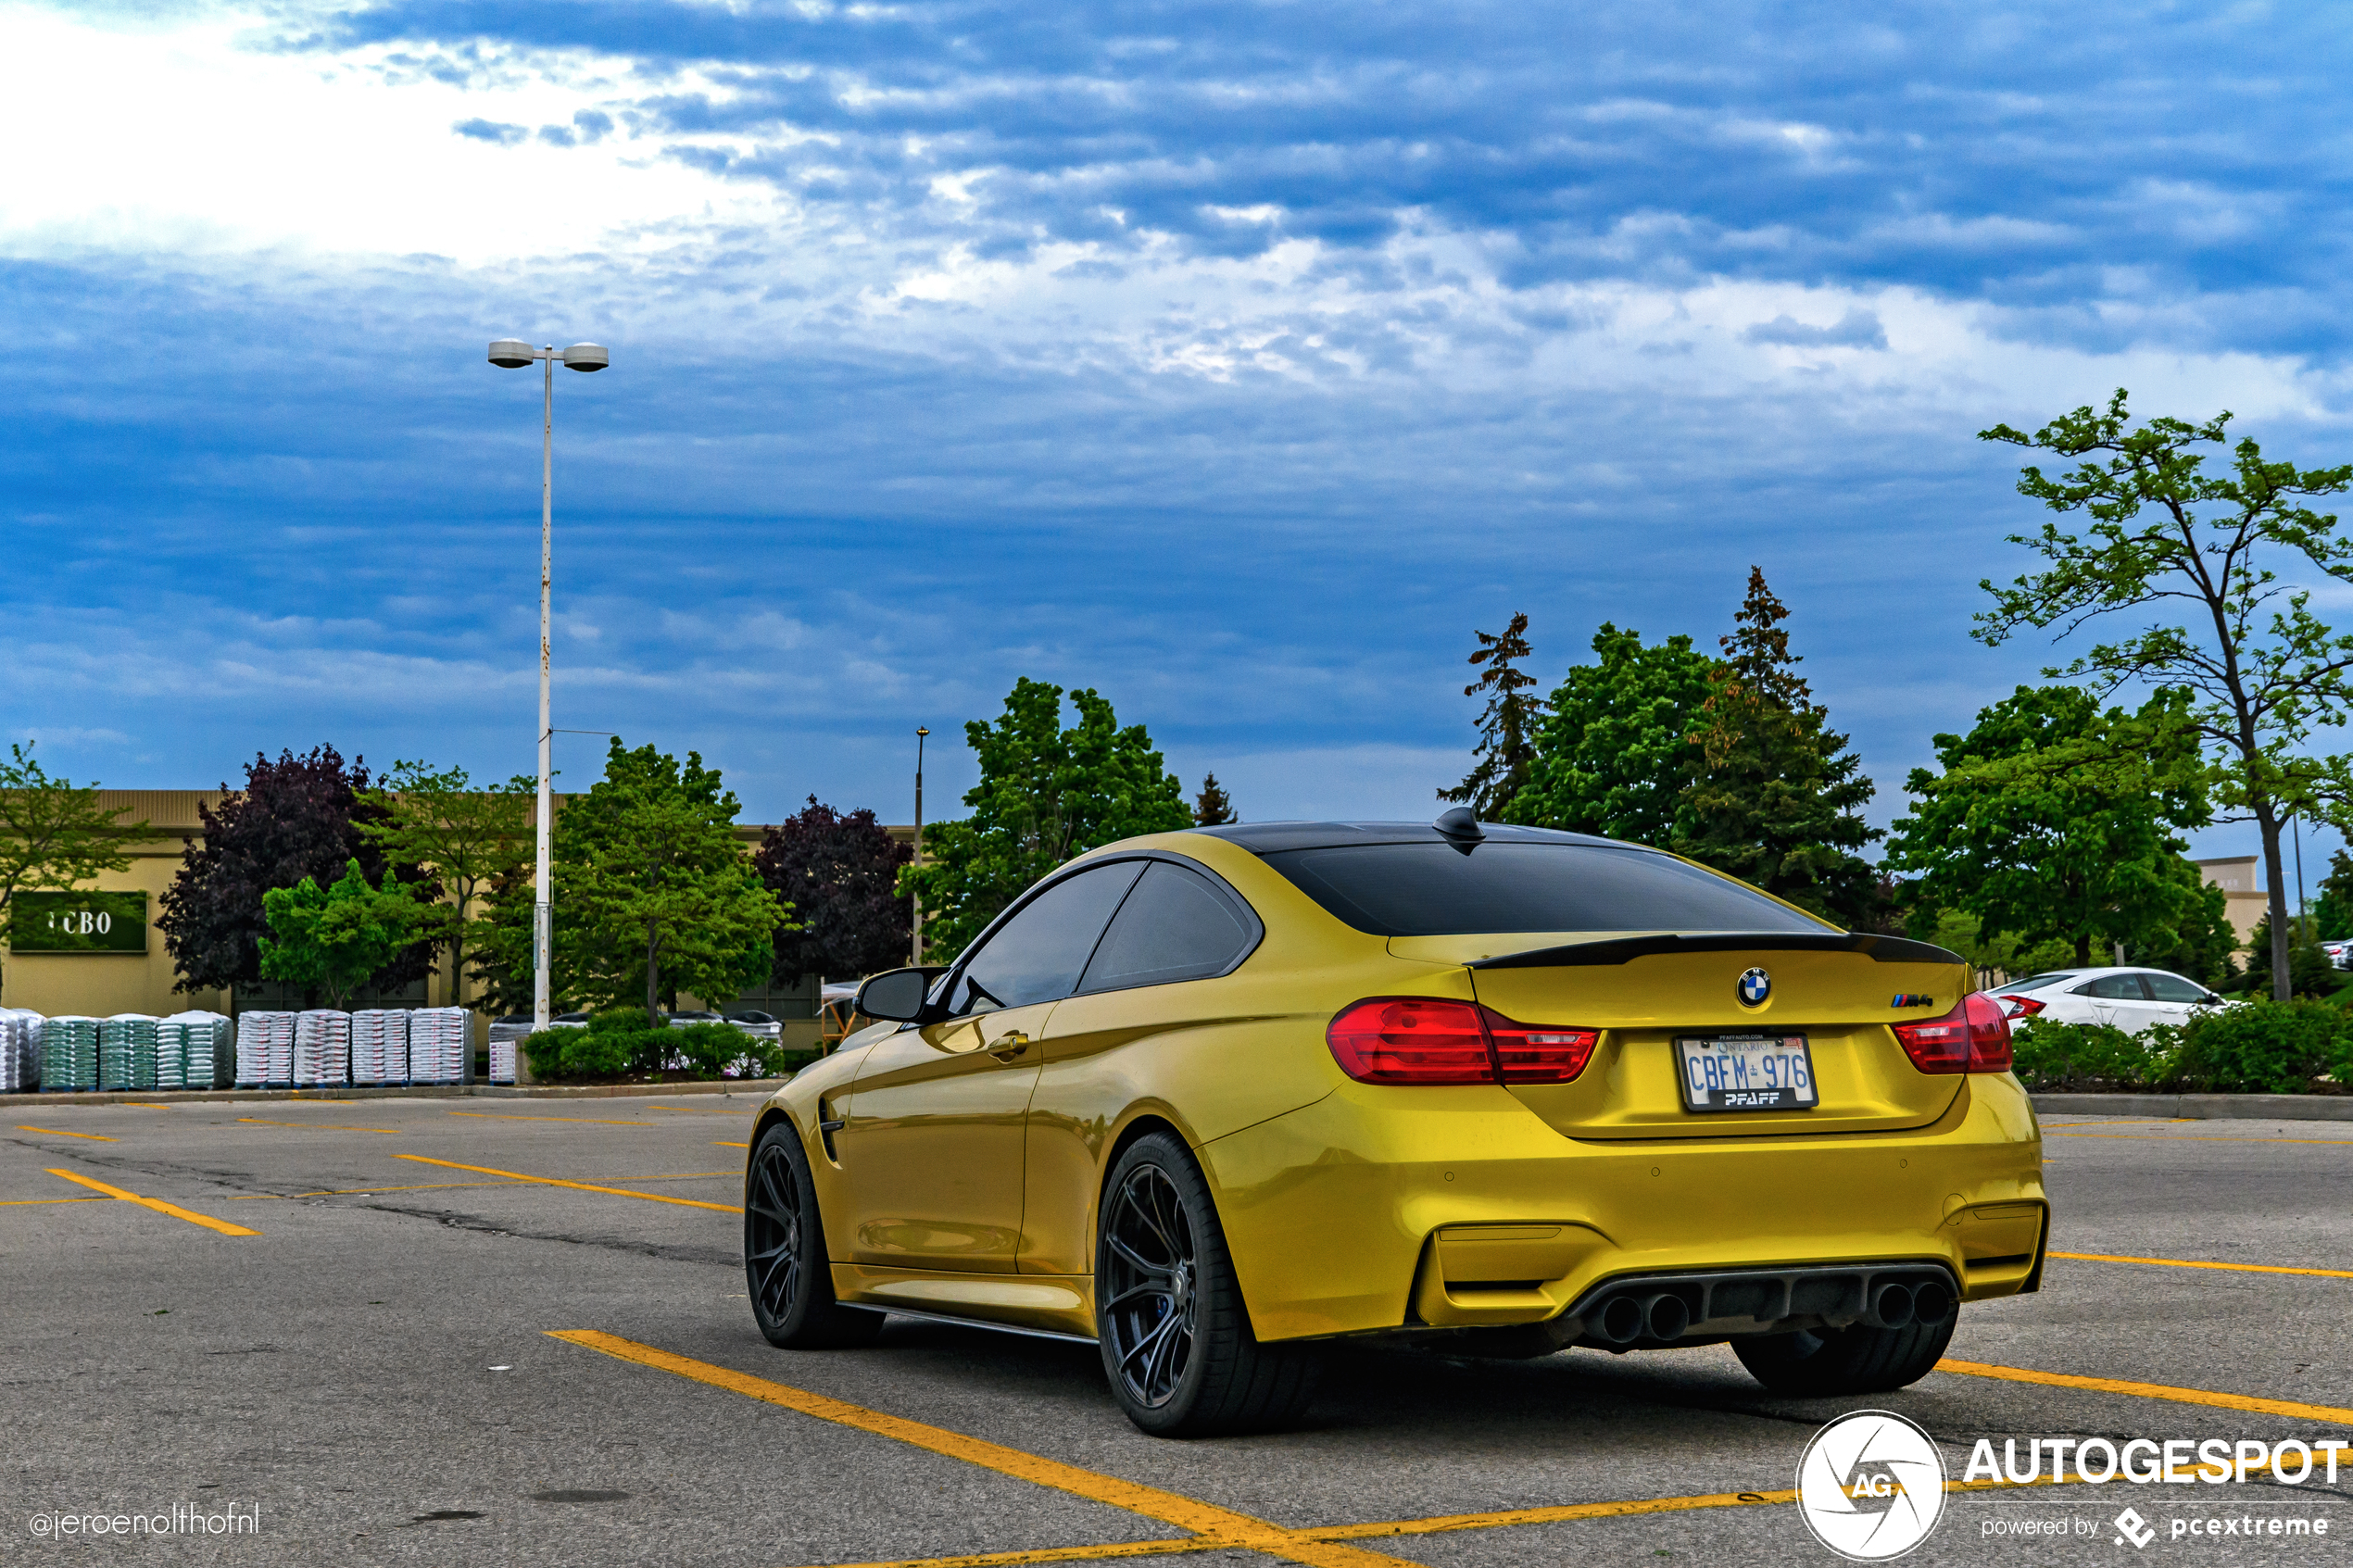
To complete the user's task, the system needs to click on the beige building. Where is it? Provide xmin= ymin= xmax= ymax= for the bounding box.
xmin=2194 ymin=854 xmax=2271 ymax=944
xmin=2 ymin=789 xmax=908 ymax=1050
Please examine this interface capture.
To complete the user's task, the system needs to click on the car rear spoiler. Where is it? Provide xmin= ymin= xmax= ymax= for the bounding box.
xmin=1468 ymin=932 xmax=1964 ymax=970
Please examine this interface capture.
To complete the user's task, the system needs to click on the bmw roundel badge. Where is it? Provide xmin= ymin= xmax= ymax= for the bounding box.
xmin=1737 ymin=967 xmax=1771 ymax=1007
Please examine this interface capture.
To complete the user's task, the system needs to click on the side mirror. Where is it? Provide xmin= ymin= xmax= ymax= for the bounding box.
xmin=857 ymin=967 xmax=947 ymax=1023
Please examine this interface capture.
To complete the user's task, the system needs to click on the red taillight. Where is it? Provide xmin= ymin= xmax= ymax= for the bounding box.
xmin=1486 ymin=1017 xmax=1600 ymax=1083
xmin=1995 ymin=994 xmax=2045 ymax=1020
xmin=1327 ymin=998 xmax=1597 ymax=1085
xmin=1893 ymin=993 xmax=2012 ymax=1074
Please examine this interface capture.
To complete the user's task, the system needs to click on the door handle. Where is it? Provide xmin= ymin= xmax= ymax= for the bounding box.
xmin=988 ymin=1031 xmax=1031 ymax=1061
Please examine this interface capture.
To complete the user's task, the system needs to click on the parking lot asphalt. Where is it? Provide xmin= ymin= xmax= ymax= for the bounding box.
xmin=5 ymin=1102 xmax=2350 ymax=1566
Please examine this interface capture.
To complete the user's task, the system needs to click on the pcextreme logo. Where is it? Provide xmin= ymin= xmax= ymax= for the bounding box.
xmin=1797 ymin=1411 xmax=1947 ymax=1561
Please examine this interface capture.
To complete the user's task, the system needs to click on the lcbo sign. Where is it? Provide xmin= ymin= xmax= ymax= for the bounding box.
xmin=11 ymin=892 xmax=148 ymax=954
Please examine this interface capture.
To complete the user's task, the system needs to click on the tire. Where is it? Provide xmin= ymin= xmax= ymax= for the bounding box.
xmin=1095 ymin=1131 xmax=1321 ymax=1436
xmin=745 ymin=1119 xmax=883 ymax=1349
xmin=1732 ymin=1310 xmax=1957 ymax=1396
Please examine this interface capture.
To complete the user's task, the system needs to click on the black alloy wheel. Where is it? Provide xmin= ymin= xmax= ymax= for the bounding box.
xmin=745 ymin=1121 xmax=882 ymax=1349
xmin=1101 ymin=1162 xmax=1200 ymax=1408
xmin=1094 ymin=1132 xmax=1320 ymax=1436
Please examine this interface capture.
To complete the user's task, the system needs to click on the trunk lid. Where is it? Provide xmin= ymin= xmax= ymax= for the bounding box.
xmin=1395 ymin=932 xmax=1969 ymax=1139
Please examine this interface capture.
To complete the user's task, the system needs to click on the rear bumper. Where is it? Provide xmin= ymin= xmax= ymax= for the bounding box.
xmin=1200 ymin=1070 xmax=2045 ymax=1342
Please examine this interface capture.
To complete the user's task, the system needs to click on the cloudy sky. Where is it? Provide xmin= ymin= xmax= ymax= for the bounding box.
xmin=6 ymin=0 xmax=2350 ymax=865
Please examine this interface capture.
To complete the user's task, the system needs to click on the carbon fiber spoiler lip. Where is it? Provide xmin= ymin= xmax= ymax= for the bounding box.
xmin=1467 ymin=931 xmax=1964 ymax=969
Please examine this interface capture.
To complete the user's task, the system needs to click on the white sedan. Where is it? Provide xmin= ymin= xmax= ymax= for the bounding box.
xmin=1980 ymin=967 xmax=2231 ymax=1036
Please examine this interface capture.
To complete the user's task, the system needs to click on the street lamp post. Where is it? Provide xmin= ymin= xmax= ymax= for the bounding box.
xmin=912 ymin=727 xmax=929 ymax=965
xmin=487 ymin=338 xmax=609 ymax=1035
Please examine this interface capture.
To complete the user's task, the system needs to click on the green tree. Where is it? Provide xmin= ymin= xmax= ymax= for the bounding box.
xmin=1193 ymin=772 xmax=1238 ymax=826
xmin=2128 ymin=856 xmax=2241 ymax=988
xmin=356 ymin=760 xmax=535 ymax=1012
xmin=1504 ymin=623 xmax=1715 ymax=843
xmin=258 ymin=859 xmax=433 ymax=1010
xmin=1884 ymin=685 xmax=2210 ymax=967
xmin=0 ymin=743 xmax=144 ymax=992
xmin=1673 ymin=568 xmax=1881 ymax=925
xmin=1439 ymin=612 xmax=1545 ymax=817
xmin=2314 ymin=850 xmax=2353 ymax=944
xmin=1977 ymin=390 xmax=2353 ymax=1000
xmin=547 ymin=740 xmax=791 ymax=1024
xmin=901 ymin=679 xmax=1191 ymax=960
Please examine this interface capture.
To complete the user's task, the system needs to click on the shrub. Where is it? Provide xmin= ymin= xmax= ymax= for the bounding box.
xmin=2171 ymin=999 xmax=2348 ymax=1094
xmin=522 ymin=1010 xmax=799 ymax=1082
xmin=2010 ymin=1020 xmax=2178 ymax=1092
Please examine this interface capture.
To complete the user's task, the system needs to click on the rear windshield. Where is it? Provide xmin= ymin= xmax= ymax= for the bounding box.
xmin=1260 ymin=842 xmax=1833 ymax=937
xmin=1994 ymin=973 xmax=2076 ymax=995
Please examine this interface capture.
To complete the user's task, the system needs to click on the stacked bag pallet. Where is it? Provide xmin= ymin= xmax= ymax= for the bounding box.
xmin=409 ymin=1007 xmax=472 ymax=1085
xmin=0 ymin=1009 xmax=40 ymax=1092
xmin=350 ymin=1010 xmax=409 ymax=1086
xmin=42 ymin=1016 xmax=100 ymax=1092
xmin=294 ymin=1010 xmax=350 ymax=1086
xmin=159 ymin=1011 xmax=233 ymax=1091
xmin=236 ymin=1011 xmax=296 ymax=1088
xmin=101 ymin=1015 xmax=160 ymax=1091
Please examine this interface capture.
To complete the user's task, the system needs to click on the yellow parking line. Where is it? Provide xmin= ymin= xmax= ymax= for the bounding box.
xmin=447 ymin=1111 xmax=653 ymax=1127
xmin=552 ymin=1332 xmax=2353 ymax=1568
xmin=715 ymin=1141 xmax=749 ymax=1148
xmin=0 ymin=1197 xmax=108 ymax=1207
xmin=2045 ymin=1130 xmax=2353 ymax=1147
xmin=1936 ymin=1359 xmax=2353 ymax=1424
xmin=550 ymin=1331 xmax=1412 ymax=1568
xmin=237 ymin=1118 xmax=398 ymax=1135
xmin=397 ymin=1156 xmax=739 ymax=1211
xmin=44 ymin=1168 xmax=258 ymax=1236
xmin=812 ymin=1542 xmax=1210 ymax=1568
xmin=121 ymin=1102 xmax=173 ymax=1110
xmin=2050 ymin=1249 xmax=2353 ymax=1281
xmin=15 ymin=1124 xmax=116 ymax=1142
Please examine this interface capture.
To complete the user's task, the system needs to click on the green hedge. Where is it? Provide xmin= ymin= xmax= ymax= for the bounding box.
xmin=522 ymin=1011 xmax=809 ymax=1083
xmin=2011 ymin=1001 xmax=2353 ymax=1095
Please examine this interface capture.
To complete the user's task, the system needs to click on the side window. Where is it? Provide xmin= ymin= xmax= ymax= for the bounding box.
xmin=2142 ymin=972 xmax=2210 ymax=1004
xmin=945 ymin=862 xmax=1144 ymax=1016
xmin=2074 ymin=974 xmax=2146 ymax=1000
xmin=1078 ymin=862 xmax=1259 ymax=995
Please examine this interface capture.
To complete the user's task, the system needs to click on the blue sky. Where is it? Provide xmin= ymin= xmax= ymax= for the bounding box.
xmin=6 ymin=0 xmax=2352 ymax=872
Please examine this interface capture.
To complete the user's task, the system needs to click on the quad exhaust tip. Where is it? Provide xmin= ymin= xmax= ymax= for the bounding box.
xmin=1873 ymin=1282 xmax=1915 ymax=1329
xmin=1568 ymin=1262 xmax=1960 ymax=1347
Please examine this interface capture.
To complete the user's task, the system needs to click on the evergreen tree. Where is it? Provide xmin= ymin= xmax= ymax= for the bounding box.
xmin=1883 ymin=685 xmax=2211 ymax=967
xmin=1505 ymin=623 xmax=1716 ymax=843
xmin=1193 ymin=772 xmax=1238 ymax=826
xmin=754 ymin=797 xmax=912 ymax=983
xmin=1439 ymin=612 xmax=1544 ymax=818
xmin=901 ymin=679 xmax=1191 ymax=960
xmin=1673 ymin=568 xmax=1881 ymax=925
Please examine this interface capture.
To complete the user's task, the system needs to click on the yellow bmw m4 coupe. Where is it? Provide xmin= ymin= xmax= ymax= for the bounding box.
xmin=744 ymin=811 xmax=2044 ymax=1436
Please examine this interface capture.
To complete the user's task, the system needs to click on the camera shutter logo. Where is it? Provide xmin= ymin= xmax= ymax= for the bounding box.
xmin=1795 ymin=1411 xmax=1946 ymax=1561
xmin=1738 ymin=967 xmax=1771 ymax=1007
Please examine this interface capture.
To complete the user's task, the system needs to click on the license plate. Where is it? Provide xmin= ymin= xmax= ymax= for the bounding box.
xmin=1674 ymin=1034 xmax=1817 ymax=1111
